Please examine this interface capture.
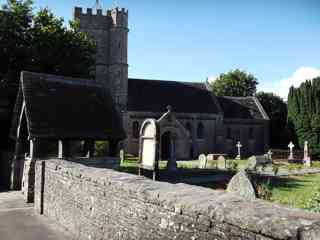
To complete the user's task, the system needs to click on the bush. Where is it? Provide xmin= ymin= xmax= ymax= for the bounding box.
xmin=95 ymin=141 xmax=109 ymax=157
xmin=227 ymin=160 xmax=239 ymax=171
xmin=304 ymin=187 xmax=320 ymax=213
xmin=255 ymin=181 xmax=273 ymax=200
xmin=251 ymin=176 xmax=273 ymax=200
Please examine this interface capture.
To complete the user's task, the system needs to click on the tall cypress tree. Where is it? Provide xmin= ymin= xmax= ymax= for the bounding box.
xmin=287 ymin=77 xmax=320 ymax=157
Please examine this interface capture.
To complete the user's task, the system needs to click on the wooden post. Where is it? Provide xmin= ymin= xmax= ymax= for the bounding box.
xmin=109 ymin=140 xmax=118 ymax=157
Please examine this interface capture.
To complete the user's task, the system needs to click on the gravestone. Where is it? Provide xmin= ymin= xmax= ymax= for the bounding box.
xmin=247 ymin=155 xmax=271 ymax=170
xmin=138 ymin=119 xmax=159 ymax=180
xmin=267 ymin=150 xmax=273 ymax=161
xmin=236 ymin=141 xmax=242 ymax=160
xmin=227 ymin=170 xmax=256 ymax=200
xmin=119 ymin=149 xmax=125 ymax=164
xmin=198 ymin=154 xmax=207 ymax=169
xmin=207 ymin=154 xmax=214 ymax=161
xmin=304 ymin=141 xmax=311 ymax=167
xmin=288 ymin=142 xmax=295 ymax=161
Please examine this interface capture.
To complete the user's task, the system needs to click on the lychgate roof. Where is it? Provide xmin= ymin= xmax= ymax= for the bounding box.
xmin=11 ymin=71 xmax=126 ymax=140
xmin=128 ymin=78 xmax=221 ymax=114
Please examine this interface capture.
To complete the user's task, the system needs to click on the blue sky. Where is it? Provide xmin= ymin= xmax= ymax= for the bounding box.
xmin=2 ymin=0 xmax=320 ymax=98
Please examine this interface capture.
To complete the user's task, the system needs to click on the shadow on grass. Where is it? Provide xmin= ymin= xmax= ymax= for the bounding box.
xmin=250 ymin=173 xmax=315 ymax=193
xmin=118 ymin=165 xmax=235 ymax=189
xmin=269 ymin=176 xmax=314 ymax=191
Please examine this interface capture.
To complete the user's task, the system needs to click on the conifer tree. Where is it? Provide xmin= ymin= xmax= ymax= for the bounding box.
xmin=287 ymin=77 xmax=320 ymax=157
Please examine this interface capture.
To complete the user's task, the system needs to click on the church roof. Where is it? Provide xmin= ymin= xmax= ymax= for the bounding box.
xmin=128 ymin=78 xmax=221 ymax=114
xmin=217 ymin=96 xmax=269 ymax=120
xmin=10 ymin=71 xmax=126 ymax=140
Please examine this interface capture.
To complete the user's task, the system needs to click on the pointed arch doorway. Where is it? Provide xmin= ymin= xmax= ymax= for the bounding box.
xmin=161 ymin=131 xmax=172 ymax=160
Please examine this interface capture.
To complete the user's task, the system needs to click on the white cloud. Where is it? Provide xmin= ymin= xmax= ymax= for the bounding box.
xmin=261 ymin=67 xmax=320 ymax=100
xmin=207 ymin=75 xmax=217 ymax=84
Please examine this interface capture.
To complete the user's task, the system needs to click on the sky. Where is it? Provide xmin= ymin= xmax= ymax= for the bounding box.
xmin=2 ymin=0 xmax=320 ymax=99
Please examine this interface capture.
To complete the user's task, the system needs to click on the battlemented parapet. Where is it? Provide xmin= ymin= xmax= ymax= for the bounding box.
xmin=73 ymin=5 xmax=129 ymax=113
xmin=74 ymin=7 xmax=111 ymax=30
xmin=107 ymin=7 xmax=128 ymax=29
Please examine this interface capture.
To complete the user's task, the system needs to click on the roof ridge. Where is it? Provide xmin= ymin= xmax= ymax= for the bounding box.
xmin=129 ymin=78 xmax=204 ymax=85
xmin=21 ymin=71 xmax=101 ymax=87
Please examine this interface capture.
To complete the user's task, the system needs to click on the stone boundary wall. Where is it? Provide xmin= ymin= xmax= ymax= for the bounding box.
xmin=34 ymin=159 xmax=320 ymax=240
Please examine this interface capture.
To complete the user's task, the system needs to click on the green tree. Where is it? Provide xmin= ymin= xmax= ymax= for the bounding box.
xmin=0 ymin=0 xmax=96 ymax=151
xmin=256 ymin=92 xmax=289 ymax=148
xmin=211 ymin=69 xmax=258 ymax=97
xmin=287 ymin=77 xmax=320 ymax=157
xmin=0 ymin=0 xmax=32 ymax=84
xmin=0 ymin=0 xmax=96 ymax=85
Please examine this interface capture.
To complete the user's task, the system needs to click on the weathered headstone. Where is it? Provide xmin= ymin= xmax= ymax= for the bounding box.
xmin=119 ymin=149 xmax=125 ymax=164
xmin=198 ymin=154 xmax=207 ymax=169
xmin=236 ymin=141 xmax=242 ymax=160
xmin=205 ymin=154 xmax=219 ymax=168
xmin=227 ymin=170 xmax=256 ymax=200
xmin=304 ymin=141 xmax=311 ymax=167
xmin=288 ymin=142 xmax=295 ymax=161
xmin=207 ymin=154 xmax=214 ymax=161
xmin=267 ymin=150 xmax=273 ymax=161
xmin=247 ymin=155 xmax=271 ymax=170
xmin=139 ymin=119 xmax=159 ymax=180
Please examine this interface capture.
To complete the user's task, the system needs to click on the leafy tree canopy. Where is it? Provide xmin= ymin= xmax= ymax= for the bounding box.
xmin=211 ymin=69 xmax=258 ymax=97
xmin=256 ymin=92 xmax=289 ymax=148
xmin=0 ymin=0 xmax=96 ymax=86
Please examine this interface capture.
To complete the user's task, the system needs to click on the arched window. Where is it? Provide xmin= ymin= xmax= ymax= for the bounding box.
xmin=249 ymin=128 xmax=254 ymax=139
xmin=132 ymin=121 xmax=140 ymax=139
xmin=197 ymin=122 xmax=204 ymax=139
xmin=227 ymin=128 xmax=231 ymax=139
xmin=185 ymin=122 xmax=192 ymax=136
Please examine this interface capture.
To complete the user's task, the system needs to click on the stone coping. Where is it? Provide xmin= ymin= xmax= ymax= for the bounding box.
xmin=42 ymin=159 xmax=320 ymax=239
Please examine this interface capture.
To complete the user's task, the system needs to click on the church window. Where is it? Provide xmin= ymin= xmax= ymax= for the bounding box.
xmin=197 ymin=122 xmax=204 ymax=139
xmin=249 ymin=128 xmax=254 ymax=139
xmin=227 ymin=128 xmax=231 ymax=139
xmin=132 ymin=121 xmax=140 ymax=139
xmin=185 ymin=122 xmax=192 ymax=136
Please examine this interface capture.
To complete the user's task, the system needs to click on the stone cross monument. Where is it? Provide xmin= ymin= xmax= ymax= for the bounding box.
xmin=304 ymin=141 xmax=311 ymax=167
xmin=236 ymin=141 xmax=242 ymax=160
xmin=267 ymin=150 xmax=273 ymax=161
xmin=288 ymin=142 xmax=295 ymax=161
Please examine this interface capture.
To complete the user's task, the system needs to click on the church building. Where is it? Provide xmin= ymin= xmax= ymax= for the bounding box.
xmin=74 ymin=5 xmax=270 ymax=160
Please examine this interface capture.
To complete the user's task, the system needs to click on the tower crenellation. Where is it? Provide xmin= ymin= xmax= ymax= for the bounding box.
xmin=74 ymin=7 xmax=111 ymax=30
xmin=107 ymin=8 xmax=128 ymax=29
xmin=74 ymin=4 xmax=129 ymax=112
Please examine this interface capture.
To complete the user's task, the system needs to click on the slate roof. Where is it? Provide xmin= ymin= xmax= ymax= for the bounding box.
xmin=10 ymin=71 xmax=126 ymax=140
xmin=128 ymin=78 xmax=221 ymax=114
xmin=217 ymin=96 xmax=269 ymax=120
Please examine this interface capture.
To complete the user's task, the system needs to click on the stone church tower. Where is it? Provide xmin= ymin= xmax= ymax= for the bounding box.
xmin=74 ymin=6 xmax=129 ymax=112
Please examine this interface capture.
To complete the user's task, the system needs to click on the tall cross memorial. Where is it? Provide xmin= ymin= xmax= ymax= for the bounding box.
xmin=288 ymin=142 xmax=295 ymax=161
xmin=304 ymin=141 xmax=311 ymax=167
xmin=236 ymin=141 xmax=242 ymax=160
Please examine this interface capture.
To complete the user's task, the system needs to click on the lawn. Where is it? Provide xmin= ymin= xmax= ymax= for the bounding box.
xmin=269 ymin=174 xmax=320 ymax=209
xmin=120 ymin=156 xmax=320 ymax=211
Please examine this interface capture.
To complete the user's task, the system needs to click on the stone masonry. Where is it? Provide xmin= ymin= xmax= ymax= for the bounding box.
xmin=35 ymin=159 xmax=320 ymax=240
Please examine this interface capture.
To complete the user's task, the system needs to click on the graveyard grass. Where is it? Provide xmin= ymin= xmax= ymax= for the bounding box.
xmin=270 ymin=174 xmax=320 ymax=209
xmin=120 ymin=157 xmax=320 ymax=210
